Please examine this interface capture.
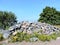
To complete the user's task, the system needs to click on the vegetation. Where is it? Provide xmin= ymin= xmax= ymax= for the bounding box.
xmin=54 ymin=31 xmax=60 ymax=38
xmin=38 ymin=34 xmax=47 ymax=41
xmin=0 ymin=11 xmax=17 ymax=29
xmin=38 ymin=6 xmax=60 ymax=25
xmin=50 ymin=33 xmax=57 ymax=40
xmin=24 ymin=34 xmax=31 ymax=41
xmin=46 ymin=35 xmax=52 ymax=41
xmin=0 ymin=33 xmax=4 ymax=41
xmin=37 ymin=34 xmax=57 ymax=41
xmin=10 ymin=32 xmax=58 ymax=42
xmin=11 ymin=36 xmax=18 ymax=42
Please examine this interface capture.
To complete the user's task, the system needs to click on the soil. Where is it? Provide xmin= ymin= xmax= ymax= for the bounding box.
xmin=0 ymin=39 xmax=60 ymax=45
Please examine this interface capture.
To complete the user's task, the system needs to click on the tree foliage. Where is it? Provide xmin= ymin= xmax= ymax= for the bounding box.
xmin=38 ymin=6 xmax=60 ymax=25
xmin=0 ymin=11 xmax=17 ymax=29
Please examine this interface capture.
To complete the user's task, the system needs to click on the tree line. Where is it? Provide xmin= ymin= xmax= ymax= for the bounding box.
xmin=38 ymin=6 xmax=60 ymax=25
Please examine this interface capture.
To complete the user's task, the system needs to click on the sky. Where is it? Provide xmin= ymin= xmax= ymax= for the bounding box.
xmin=0 ymin=0 xmax=60 ymax=22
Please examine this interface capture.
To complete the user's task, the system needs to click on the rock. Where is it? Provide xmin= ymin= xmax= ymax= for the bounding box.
xmin=26 ymin=30 xmax=33 ymax=34
xmin=12 ymin=31 xmax=18 ymax=35
xmin=28 ymin=27 xmax=34 ymax=31
xmin=3 ymin=30 xmax=11 ymax=39
xmin=57 ymin=37 xmax=60 ymax=39
xmin=30 ymin=37 xmax=39 ymax=42
xmin=2 ymin=21 xmax=60 ymax=36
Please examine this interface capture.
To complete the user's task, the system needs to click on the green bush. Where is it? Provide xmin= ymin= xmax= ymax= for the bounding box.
xmin=10 ymin=32 xmax=24 ymax=42
xmin=10 ymin=32 xmax=58 ymax=42
xmin=46 ymin=35 xmax=52 ymax=41
xmin=24 ymin=34 xmax=31 ymax=41
xmin=33 ymin=32 xmax=39 ymax=37
xmin=0 ymin=34 xmax=4 ymax=41
xmin=10 ymin=36 xmax=18 ymax=42
xmin=38 ymin=34 xmax=47 ymax=41
xmin=17 ymin=37 xmax=23 ymax=42
xmin=37 ymin=33 xmax=57 ymax=41
xmin=15 ymin=32 xmax=22 ymax=37
xmin=50 ymin=33 xmax=57 ymax=40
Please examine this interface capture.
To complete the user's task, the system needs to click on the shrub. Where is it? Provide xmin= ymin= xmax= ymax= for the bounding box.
xmin=10 ymin=31 xmax=58 ymax=42
xmin=10 ymin=36 xmax=18 ymax=42
xmin=50 ymin=33 xmax=57 ymax=40
xmin=0 ymin=34 xmax=4 ymax=41
xmin=38 ymin=34 xmax=47 ymax=41
xmin=24 ymin=34 xmax=31 ymax=42
xmin=33 ymin=32 xmax=39 ymax=37
xmin=15 ymin=32 xmax=22 ymax=37
xmin=10 ymin=32 xmax=24 ymax=42
xmin=46 ymin=35 xmax=52 ymax=41
xmin=13 ymin=36 xmax=18 ymax=42
xmin=17 ymin=36 xmax=23 ymax=42
xmin=38 ymin=34 xmax=52 ymax=41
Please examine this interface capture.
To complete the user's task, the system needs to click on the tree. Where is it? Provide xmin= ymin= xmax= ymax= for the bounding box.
xmin=38 ymin=6 xmax=60 ymax=25
xmin=0 ymin=11 xmax=17 ymax=29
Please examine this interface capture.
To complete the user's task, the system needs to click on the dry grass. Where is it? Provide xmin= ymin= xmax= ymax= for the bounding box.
xmin=54 ymin=25 xmax=60 ymax=28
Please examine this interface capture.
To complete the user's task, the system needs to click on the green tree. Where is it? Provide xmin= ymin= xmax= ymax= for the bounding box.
xmin=0 ymin=11 xmax=17 ymax=29
xmin=38 ymin=6 xmax=60 ymax=25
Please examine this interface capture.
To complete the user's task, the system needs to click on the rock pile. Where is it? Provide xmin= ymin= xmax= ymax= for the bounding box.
xmin=0 ymin=21 xmax=60 ymax=38
xmin=9 ymin=21 xmax=60 ymax=34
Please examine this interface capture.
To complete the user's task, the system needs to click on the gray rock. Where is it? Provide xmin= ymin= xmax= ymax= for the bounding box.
xmin=3 ymin=30 xmax=11 ymax=39
xmin=30 ymin=37 xmax=39 ymax=42
xmin=4 ymin=21 xmax=60 ymax=36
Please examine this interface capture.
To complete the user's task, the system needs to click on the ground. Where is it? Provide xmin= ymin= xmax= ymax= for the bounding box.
xmin=0 ymin=39 xmax=60 ymax=45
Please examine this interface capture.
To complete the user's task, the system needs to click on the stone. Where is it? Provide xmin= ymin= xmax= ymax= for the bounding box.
xmin=57 ymin=37 xmax=60 ymax=39
xmin=3 ymin=31 xmax=11 ymax=39
xmin=12 ymin=31 xmax=18 ymax=35
xmin=26 ymin=30 xmax=33 ymax=34
xmin=3 ymin=21 xmax=60 ymax=36
xmin=30 ymin=37 xmax=39 ymax=42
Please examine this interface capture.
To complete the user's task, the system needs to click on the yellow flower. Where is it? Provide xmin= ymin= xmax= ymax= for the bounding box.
xmin=13 ymin=36 xmax=18 ymax=41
